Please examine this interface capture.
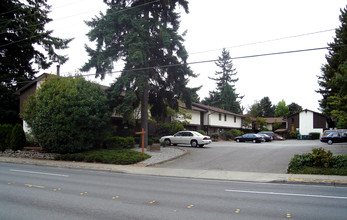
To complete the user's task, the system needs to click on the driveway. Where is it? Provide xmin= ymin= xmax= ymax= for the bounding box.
xmin=159 ymin=140 xmax=347 ymax=173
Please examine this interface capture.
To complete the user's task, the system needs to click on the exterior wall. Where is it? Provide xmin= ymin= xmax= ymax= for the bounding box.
xmin=313 ymin=112 xmax=328 ymax=129
xmin=208 ymin=112 xmax=242 ymax=128
xmin=19 ymin=84 xmax=36 ymax=114
xmin=266 ymin=124 xmax=273 ymax=131
xmin=287 ymin=114 xmax=299 ymax=132
xmin=299 ymin=111 xmax=323 ymax=136
xmin=174 ymin=109 xmax=200 ymax=125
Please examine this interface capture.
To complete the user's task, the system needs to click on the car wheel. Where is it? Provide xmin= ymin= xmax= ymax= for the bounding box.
xmin=198 ymin=144 xmax=204 ymax=148
xmin=236 ymin=139 xmax=240 ymax=142
xmin=165 ymin=139 xmax=171 ymax=146
xmin=191 ymin=140 xmax=198 ymax=147
xmin=253 ymin=140 xmax=256 ymax=143
xmin=328 ymin=140 xmax=333 ymax=145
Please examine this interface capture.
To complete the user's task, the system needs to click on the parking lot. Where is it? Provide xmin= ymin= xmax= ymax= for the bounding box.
xmin=159 ymin=140 xmax=347 ymax=173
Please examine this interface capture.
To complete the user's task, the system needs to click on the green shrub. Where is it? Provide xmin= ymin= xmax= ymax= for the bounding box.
xmin=25 ymin=132 xmax=39 ymax=147
xmin=197 ymin=130 xmax=206 ymax=135
xmin=21 ymin=76 xmax=110 ymax=154
xmin=104 ymin=136 xmax=135 ymax=149
xmin=287 ymin=153 xmax=313 ymax=173
xmin=309 ymin=132 xmax=320 ymax=140
xmin=223 ymin=129 xmax=243 ymax=140
xmin=289 ymin=131 xmax=300 ymax=139
xmin=287 ymin=148 xmax=346 ymax=173
xmin=148 ymin=138 xmax=154 ymax=146
xmin=0 ymin=124 xmax=13 ymax=151
xmin=211 ymin=133 xmax=219 ymax=139
xmin=157 ymin=122 xmax=184 ymax=136
xmin=311 ymin=147 xmax=333 ymax=168
xmin=10 ymin=124 xmax=26 ymax=151
xmin=54 ymin=149 xmax=150 ymax=165
xmin=331 ymin=155 xmax=347 ymax=168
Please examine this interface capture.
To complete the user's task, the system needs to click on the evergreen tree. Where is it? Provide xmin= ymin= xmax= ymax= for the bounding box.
xmin=0 ymin=0 xmax=72 ymax=124
xmin=81 ymin=0 xmax=196 ymax=147
xmin=259 ymin=97 xmax=275 ymax=117
xmin=317 ymin=6 xmax=347 ymax=127
xmin=203 ymin=48 xmax=242 ymax=113
xmin=209 ymin=48 xmax=238 ymax=90
xmin=287 ymin=102 xmax=303 ymax=115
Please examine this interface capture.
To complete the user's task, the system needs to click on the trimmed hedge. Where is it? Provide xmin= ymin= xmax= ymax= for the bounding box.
xmin=55 ymin=149 xmax=151 ymax=165
xmin=309 ymin=132 xmax=320 ymax=140
xmin=104 ymin=136 xmax=135 ymax=149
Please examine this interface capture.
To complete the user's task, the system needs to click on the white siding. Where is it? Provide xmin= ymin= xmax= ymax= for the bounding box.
xmin=175 ymin=110 xmax=200 ymax=125
xmin=208 ymin=112 xmax=242 ymax=128
xmin=299 ymin=111 xmax=323 ymax=136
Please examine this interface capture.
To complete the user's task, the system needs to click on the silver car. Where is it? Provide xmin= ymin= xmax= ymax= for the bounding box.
xmin=160 ymin=131 xmax=212 ymax=147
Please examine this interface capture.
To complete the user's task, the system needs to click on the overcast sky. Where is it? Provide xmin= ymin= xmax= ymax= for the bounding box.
xmin=44 ymin=0 xmax=347 ymax=113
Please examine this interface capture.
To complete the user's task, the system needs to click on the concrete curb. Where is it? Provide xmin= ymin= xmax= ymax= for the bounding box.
xmin=1 ymin=156 xmax=346 ymax=186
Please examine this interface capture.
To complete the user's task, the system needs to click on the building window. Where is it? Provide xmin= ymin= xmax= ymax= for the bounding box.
xmin=224 ymin=114 xmax=227 ymax=121
xmin=219 ymin=114 xmax=221 ymax=121
xmin=234 ymin=116 xmax=236 ymax=123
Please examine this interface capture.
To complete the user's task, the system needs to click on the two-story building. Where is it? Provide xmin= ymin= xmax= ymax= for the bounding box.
xmin=175 ymin=102 xmax=244 ymax=135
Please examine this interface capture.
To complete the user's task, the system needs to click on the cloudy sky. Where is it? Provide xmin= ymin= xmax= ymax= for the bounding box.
xmin=44 ymin=0 xmax=346 ymax=113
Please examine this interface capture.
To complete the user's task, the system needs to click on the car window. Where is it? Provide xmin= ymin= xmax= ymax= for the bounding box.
xmin=192 ymin=131 xmax=203 ymax=136
xmin=175 ymin=132 xmax=183 ymax=137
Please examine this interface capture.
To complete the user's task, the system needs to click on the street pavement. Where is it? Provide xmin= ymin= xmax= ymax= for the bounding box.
xmin=1 ymin=147 xmax=347 ymax=186
xmin=1 ymin=162 xmax=346 ymax=220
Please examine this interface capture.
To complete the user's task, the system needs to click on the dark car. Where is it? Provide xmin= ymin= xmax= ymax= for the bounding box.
xmin=258 ymin=131 xmax=275 ymax=140
xmin=234 ymin=133 xmax=263 ymax=143
xmin=258 ymin=133 xmax=272 ymax=142
xmin=320 ymin=132 xmax=347 ymax=145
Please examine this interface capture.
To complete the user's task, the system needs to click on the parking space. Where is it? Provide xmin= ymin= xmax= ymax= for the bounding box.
xmin=159 ymin=140 xmax=347 ymax=174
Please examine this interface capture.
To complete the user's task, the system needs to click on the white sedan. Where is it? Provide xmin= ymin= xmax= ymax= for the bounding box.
xmin=160 ymin=131 xmax=212 ymax=147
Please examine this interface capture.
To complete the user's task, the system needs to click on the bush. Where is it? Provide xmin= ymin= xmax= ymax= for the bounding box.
xmin=104 ymin=136 xmax=135 ymax=149
xmin=157 ymin=121 xmax=184 ymax=136
xmin=10 ymin=124 xmax=26 ymax=151
xmin=223 ymin=129 xmax=243 ymax=140
xmin=287 ymin=153 xmax=313 ymax=173
xmin=309 ymin=132 xmax=320 ymax=140
xmin=331 ymin=155 xmax=347 ymax=168
xmin=211 ymin=133 xmax=219 ymax=140
xmin=25 ymin=132 xmax=39 ymax=147
xmin=289 ymin=131 xmax=300 ymax=139
xmin=0 ymin=124 xmax=13 ymax=151
xmin=55 ymin=149 xmax=151 ymax=165
xmin=197 ymin=130 xmax=206 ymax=135
xmin=311 ymin=147 xmax=333 ymax=168
xmin=287 ymin=148 xmax=346 ymax=173
xmin=21 ymin=76 xmax=110 ymax=154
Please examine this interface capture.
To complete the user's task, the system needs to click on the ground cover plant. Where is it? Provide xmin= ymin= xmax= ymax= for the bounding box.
xmin=287 ymin=148 xmax=347 ymax=175
xmin=55 ymin=149 xmax=151 ymax=165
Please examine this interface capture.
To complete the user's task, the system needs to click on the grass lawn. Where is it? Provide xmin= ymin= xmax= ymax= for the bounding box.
xmin=54 ymin=149 xmax=151 ymax=165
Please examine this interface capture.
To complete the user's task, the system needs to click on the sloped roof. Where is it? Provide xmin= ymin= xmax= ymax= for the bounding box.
xmin=180 ymin=102 xmax=207 ymax=112
xmin=264 ymin=117 xmax=286 ymax=124
xmin=286 ymin=109 xmax=328 ymax=119
xmin=192 ymin=103 xmax=244 ymax=117
xmin=14 ymin=73 xmax=52 ymax=95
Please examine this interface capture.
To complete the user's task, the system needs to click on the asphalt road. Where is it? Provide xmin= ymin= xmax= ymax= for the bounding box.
xmin=159 ymin=140 xmax=347 ymax=173
xmin=1 ymin=163 xmax=346 ymax=220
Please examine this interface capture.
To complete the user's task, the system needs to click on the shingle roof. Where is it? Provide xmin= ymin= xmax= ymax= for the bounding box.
xmin=264 ymin=117 xmax=286 ymax=124
xmin=192 ymin=103 xmax=244 ymax=117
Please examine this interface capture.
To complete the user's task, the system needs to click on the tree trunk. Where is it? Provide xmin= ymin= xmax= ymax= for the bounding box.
xmin=141 ymin=78 xmax=149 ymax=148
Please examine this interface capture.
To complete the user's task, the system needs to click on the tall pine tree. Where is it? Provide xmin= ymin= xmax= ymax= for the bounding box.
xmin=82 ymin=0 xmax=197 ymax=146
xmin=317 ymin=6 xmax=347 ymax=126
xmin=0 ymin=0 xmax=72 ymax=124
xmin=203 ymin=48 xmax=243 ymax=113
